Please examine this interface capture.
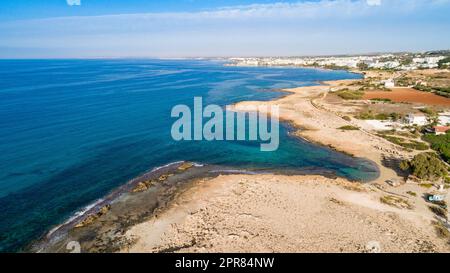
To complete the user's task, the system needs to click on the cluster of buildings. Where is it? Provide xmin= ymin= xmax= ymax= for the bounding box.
xmin=405 ymin=112 xmax=450 ymax=126
xmin=405 ymin=112 xmax=450 ymax=134
xmin=410 ymin=56 xmax=446 ymax=69
xmin=368 ymin=113 xmax=450 ymax=135
xmin=227 ymin=54 xmax=448 ymax=71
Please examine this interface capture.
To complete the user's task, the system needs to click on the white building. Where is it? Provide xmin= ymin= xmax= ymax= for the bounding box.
xmin=228 ymin=54 xmax=447 ymax=71
xmin=384 ymin=79 xmax=395 ymax=88
xmin=439 ymin=112 xmax=450 ymax=125
xmin=412 ymin=56 xmax=446 ymax=68
xmin=405 ymin=113 xmax=428 ymax=126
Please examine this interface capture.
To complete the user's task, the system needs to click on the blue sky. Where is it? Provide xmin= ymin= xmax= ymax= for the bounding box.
xmin=0 ymin=0 xmax=450 ymax=58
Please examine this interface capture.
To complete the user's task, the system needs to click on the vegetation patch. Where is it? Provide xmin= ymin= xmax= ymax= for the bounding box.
xmin=337 ymin=125 xmax=359 ymax=131
xmin=342 ymin=183 xmax=365 ymax=192
xmin=432 ymin=221 xmax=450 ymax=239
xmin=414 ymin=84 xmax=450 ymax=98
xmin=400 ymin=153 xmax=448 ymax=180
xmin=406 ymin=191 xmax=417 ymax=197
xmin=380 ymin=195 xmax=413 ymax=209
xmin=434 ymin=87 xmax=450 ymax=98
xmin=419 ymin=107 xmax=437 ymax=116
xmin=370 ymin=98 xmax=392 ymax=103
xmin=395 ymin=76 xmax=414 ymax=87
xmin=357 ymin=111 xmax=402 ymax=121
xmin=429 ymin=206 xmax=448 ymax=220
xmin=438 ymin=57 xmax=450 ymax=69
xmin=414 ymin=84 xmax=433 ymax=92
xmin=423 ymin=132 xmax=450 ymax=164
xmin=329 ymin=198 xmax=344 ymax=205
xmin=335 ymin=89 xmax=365 ymax=100
xmin=378 ymin=134 xmax=428 ymax=150
xmin=429 ymin=199 xmax=447 ymax=209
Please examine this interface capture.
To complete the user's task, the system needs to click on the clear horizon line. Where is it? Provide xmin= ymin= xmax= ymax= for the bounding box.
xmin=0 ymin=48 xmax=449 ymax=61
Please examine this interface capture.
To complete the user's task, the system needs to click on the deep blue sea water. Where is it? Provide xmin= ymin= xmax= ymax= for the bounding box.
xmin=0 ymin=59 xmax=377 ymax=252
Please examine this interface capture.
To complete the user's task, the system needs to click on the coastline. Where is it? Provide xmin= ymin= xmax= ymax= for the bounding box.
xmin=232 ymin=78 xmax=403 ymax=184
xmin=31 ymin=68 xmax=450 ymax=253
xmin=123 ymin=174 xmax=449 ymax=253
xmin=118 ymin=75 xmax=449 ymax=253
xmin=30 ymin=162 xmax=234 ymax=252
xmin=31 ymin=160 xmax=377 ymax=253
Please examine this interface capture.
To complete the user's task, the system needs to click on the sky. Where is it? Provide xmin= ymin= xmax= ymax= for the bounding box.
xmin=0 ymin=0 xmax=450 ymax=58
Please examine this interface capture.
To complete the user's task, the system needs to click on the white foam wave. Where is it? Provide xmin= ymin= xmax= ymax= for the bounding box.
xmin=46 ymin=197 xmax=105 ymax=237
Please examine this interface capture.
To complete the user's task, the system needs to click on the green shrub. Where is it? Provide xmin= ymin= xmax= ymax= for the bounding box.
xmin=338 ymin=125 xmax=359 ymax=130
xmin=419 ymin=107 xmax=437 ymax=116
xmin=378 ymin=135 xmax=428 ymax=150
xmin=406 ymin=191 xmax=417 ymax=197
xmin=414 ymin=85 xmax=450 ymax=98
xmin=335 ymin=89 xmax=365 ymax=100
xmin=414 ymin=85 xmax=433 ymax=92
xmin=438 ymin=57 xmax=450 ymax=69
xmin=429 ymin=206 xmax=448 ymax=220
xmin=433 ymin=221 xmax=450 ymax=239
xmin=434 ymin=87 xmax=450 ymax=94
xmin=357 ymin=111 xmax=375 ymax=120
xmin=401 ymin=153 xmax=448 ymax=180
xmin=357 ymin=62 xmax=369 ymax=70
xmin=435 ymin=91 xmax=450 ymax=98
xmin=423 ymin=132 xmax=450 ymax=163
xmin=389 ymin=112 xmax=402 ymax=121
xmin=357 ymin=111 xmax=402 ymax=121
xmin=395 ymin=77 xmax=414 ymax=87
xmin=399 ymin=160 xmax=410 ymax=171
xmin=380 ymin=195 xmax=413 ymax=209
xmin=370 ymin=98 xmax=392 ymax=103
xmin=419 ymin=183 xmax=434 ymax=188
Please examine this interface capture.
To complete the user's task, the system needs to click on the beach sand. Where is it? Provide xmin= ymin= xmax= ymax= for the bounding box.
xmin=233 ymin=80 xmax=409 ymax=185
xmin=123 ymin=174 xmax=448 ymax=253
xmin=121 ymin=80 xmax=450 ymax=253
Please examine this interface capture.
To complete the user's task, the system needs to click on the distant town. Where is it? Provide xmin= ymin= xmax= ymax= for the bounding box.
xmin=226 ymin=50 xmax=450 ymax=71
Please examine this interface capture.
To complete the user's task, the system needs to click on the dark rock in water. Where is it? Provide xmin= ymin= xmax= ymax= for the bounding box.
xmin=132 ymin=182 xmax=148 ymax=193
xmin=74 ymin=205 xmax=111 ymax=228
xmin=99 ymin=205 xmax=111 ymax=215
xmin=158 ymin=174 xmax=170 ymax=181
xmin=178 ymin=162 xmax=194 ymax=171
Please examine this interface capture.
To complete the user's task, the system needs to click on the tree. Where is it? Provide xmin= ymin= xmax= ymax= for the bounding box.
xmin=400 ymin=152 xmax=448 ymax=180
xmin=438 ymin=57 xmax=450 ymax=69
xmin=400 ymin=57 xmax=413 ymax=66
xmin=423 ymin=132 xmax=450 ymax=163
xmin=357 ymin=62 xmax=369 ymax=70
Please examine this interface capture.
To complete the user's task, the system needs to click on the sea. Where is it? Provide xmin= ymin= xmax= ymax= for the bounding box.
xmin=0 ymin=59 xmax=378 ymax=252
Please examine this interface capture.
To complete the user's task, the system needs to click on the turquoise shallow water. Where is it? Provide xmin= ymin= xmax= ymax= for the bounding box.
xmin=0 ymin=59 xmax=377 ymax=251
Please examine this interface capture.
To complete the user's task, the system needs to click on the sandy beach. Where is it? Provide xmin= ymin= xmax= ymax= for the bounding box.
xmin=120 ymin=79 xmax=450 ymax=253
xmin=30 ymin=74 xmax=450 ymax=253
xmin=123 ymin=174 xmax=448 ymax=253
xmin=233 ymin=80 xmax=409 ymax=185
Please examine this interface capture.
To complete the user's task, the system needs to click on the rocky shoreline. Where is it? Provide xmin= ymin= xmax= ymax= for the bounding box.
xmin=32 ymin=156 xmax=379 ymax=252
xmin=122 ymin=174 xmax=449 ymax=253
xmin=117 ymin=75 xmax=450 ymax=252
xmin=30 ymin=161 xmax=208 ymax=252
xmin=28 ymin=77 xmax=385 ymax=253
